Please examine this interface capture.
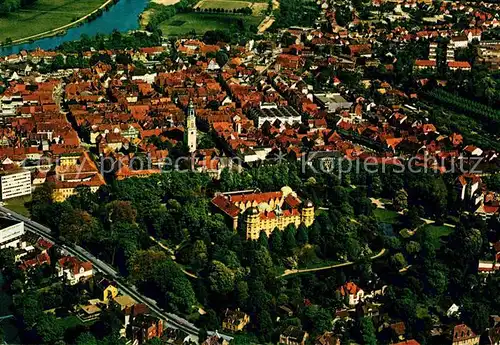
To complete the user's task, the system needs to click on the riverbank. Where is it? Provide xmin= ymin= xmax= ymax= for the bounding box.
xmin=0 ymin=0 xmax=116 ymax=46
xmin=0 ymin=0 xmax=150 ymax=55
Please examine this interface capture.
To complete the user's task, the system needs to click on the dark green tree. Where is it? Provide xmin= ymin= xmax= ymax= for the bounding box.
xmin=296 ymin=224 xmax=309 ymax=246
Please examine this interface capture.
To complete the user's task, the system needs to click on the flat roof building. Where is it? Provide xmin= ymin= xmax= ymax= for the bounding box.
xmin=248 ymin=103 xmax=302 ymax=128
xmin=314 ymin=93 xmax=352 ymax=113
xmin=0 ymin=169 xmax=31 ymax=200
xmin=0 ymin=217 xmax=25 ymax=249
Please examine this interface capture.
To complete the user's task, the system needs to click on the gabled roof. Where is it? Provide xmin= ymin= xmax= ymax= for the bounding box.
xmin=453 ymin=324 xmax=477 ymax=342
xmin=337 ymin=282 xmax=362 ymax=296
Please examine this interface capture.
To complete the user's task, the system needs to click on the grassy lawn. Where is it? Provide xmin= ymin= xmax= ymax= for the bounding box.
xmin=0 ymin=0 xmax=107 ymax=42
xmin=159 ymin=12 xmax=263 ymax=36
xmin=232 ymin=334 xmax=261 ymax=345
xmin=374 ymin=208 xmax=401 ymax=224
xmin=420 ymin=224 xmax=454 ymax=248
xmin=4 ymin=195 xmax=31 ymax=217
xmin=57 ymin=315 xmax=83 ymax=329
xmin=197 ymin=0 xmax=251 ymax=10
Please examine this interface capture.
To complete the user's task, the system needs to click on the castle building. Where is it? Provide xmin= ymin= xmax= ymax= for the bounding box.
xmin=185 ymin=99 xmax=197 ymax=153
xmin=211 ymin=186 xmax=315 ymax=240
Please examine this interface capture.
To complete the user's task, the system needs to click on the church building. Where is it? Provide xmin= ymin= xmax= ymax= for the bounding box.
xmin=184 ymin=100 xmax=197 ymax=153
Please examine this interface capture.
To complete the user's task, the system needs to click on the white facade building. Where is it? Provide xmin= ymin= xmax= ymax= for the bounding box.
xmin=250 ymin=103 xmax=302 ymax=128
xmin=0 ymin=218 xmax=25 ymax=249
xmin=185 ymin=100 xmax=197 ymax=153
xmin=57 ymin=256 xmax=93 ymax=285
xmin=0 ymin=170 xmax=32 ymax=200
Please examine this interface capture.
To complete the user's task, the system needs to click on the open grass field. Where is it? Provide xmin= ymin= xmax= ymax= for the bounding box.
xmin=194 ymin=0 xmax=269 ymax=14
xmin=159 ymin=12 xmax=263 ymax=36
xmin=374 ymin=208 xmax=401 ymax=224
xmin=0 ymin=0 xmax=107 ymax=42
xmin=420 ymin=224 xmax=454 ymax=248
xmin=196 ymin=0 xmax=251 ymax=10
xmin=4 ymin=195 xmax=31 ymax=217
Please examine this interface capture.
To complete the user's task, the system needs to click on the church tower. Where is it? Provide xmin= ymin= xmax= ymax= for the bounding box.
xmin=185 ymin=99 xmax=197 ymax=153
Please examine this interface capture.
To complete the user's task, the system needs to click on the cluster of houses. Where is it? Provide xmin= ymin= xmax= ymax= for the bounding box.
xmin=0 ymin=0 xmax=498 ymax=214
xmin=0 ymin=0 xmax=500 ymax=343
xmin=217 ymin=278 xmax=498 ymax=345
xmin=0 ymin=216 xmax=185 ymax=345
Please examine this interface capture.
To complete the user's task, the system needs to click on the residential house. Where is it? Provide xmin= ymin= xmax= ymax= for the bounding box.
xmin=315 ymin=331 xmax=340 ymax=345
xmin=414 ymin=60 xmax=437 ymax=70
xmin=222 ymin=309 xmax=250 ymax=332
xmin=97 ymin=278 xmax=119 ymax=303
xmin=452 ymin=324 xmax=480 ymax=345
xmin=337 ymin=282 xmax=364 ymax=307
xmin=279 ymin=326 xmax=309 ymax=345
xmin=128 ymin=314 xmax=164 ymax=345
xmin=452 ymin=36 xmax=469 ymax=48
xmin=113 ymin=295 xmax=137 ymax=310
xmin=56 ymin=256 xmax=93 ymax=285
xmin=201 ymin=334 xmax=230 ymax=345
xmin=77 ymin=304 xmax=102 ymax=323
xmin=448 ymin=61 xmax=471 ymax=71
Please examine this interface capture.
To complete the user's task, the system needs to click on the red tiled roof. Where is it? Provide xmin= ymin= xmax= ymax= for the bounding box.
xmin=415 ymin=60 xmax=436 ymax=67
xmin=337 ymin=282 xmax=361 ymax=296
xmin=453 ymin=324 xmax=477 ymax=342
xmin=230 ymin=191 xmax=283 ymax=205
xmin=448 ymin=61 xmax=471 ymax=69
xmin=57 ymin=256 xmax=92 ymax=274
xmin=211 ymin=194 xmax=241 ymax=218
xmin=392 ymin=341 xmax=420 ymax=345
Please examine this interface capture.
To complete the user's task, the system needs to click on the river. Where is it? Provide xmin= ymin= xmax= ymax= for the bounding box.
xmin=0 ymin=0 xmax=150 ymax=56
xmin=0 ymin=272 xmax=19 ymax=344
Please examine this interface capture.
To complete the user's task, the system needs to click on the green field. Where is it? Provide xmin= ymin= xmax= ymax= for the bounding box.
xmin=57 ymin=315 xmax=83 ymax=328
xmin=420 ymin=224 xmax=454 ymax=248
xmin=159 ymin=12 xmax=263 ymax=36
xmin=0 ymin=0 xmax=107 ymax=42
xmin=374 ymin=208 xmax=401 ymax=224
xmin=197 ymin=0 xmax=251 ymax=10
xmin=4 ymin=195 xmax=31 ymax=217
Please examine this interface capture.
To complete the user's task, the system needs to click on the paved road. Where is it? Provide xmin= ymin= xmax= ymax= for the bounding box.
xmin=0 ymin=206 xmax=231 ymax=342
xmin=279 ymin=248 xmax=387 ymax=277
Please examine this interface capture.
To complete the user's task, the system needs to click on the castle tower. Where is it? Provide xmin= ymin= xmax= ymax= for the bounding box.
xmin=185 ymin=99 xmax=197 ymax=153
xmin=244 ymin=207 xmax=261 ymax=241
xmin=301 ymin=200 xmax=315 ymax=227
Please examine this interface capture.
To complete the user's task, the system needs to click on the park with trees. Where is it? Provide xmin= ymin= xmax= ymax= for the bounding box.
xmin=3 ymin=159 xmax=492 ymax=344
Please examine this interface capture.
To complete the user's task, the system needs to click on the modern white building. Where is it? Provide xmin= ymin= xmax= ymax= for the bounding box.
xmin=0 ymin=170 xmax=32 ymax=200
xmin=314 ymin=93 xmax=353 ymax=113
xmin=0 ymin=218 xmax=25 ymax=249
xmin=249 ymin=103 xmax=302 ymax=128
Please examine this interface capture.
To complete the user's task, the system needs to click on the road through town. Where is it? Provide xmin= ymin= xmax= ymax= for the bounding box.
xmin=0 ymin=206 xmax=232 ymax=342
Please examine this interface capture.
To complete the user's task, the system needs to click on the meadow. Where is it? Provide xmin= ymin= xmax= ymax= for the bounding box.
xmin=159 ymin=12 xmax=263 ymax=36
xmin=0 ymin=0 xmax=107 ymax=43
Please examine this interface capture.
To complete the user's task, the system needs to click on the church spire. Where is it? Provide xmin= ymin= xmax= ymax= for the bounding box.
xmin=185 ymin=99 xmax=197 ymax=153
xmin=188 ymin=99 xmax=196 ymax=118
